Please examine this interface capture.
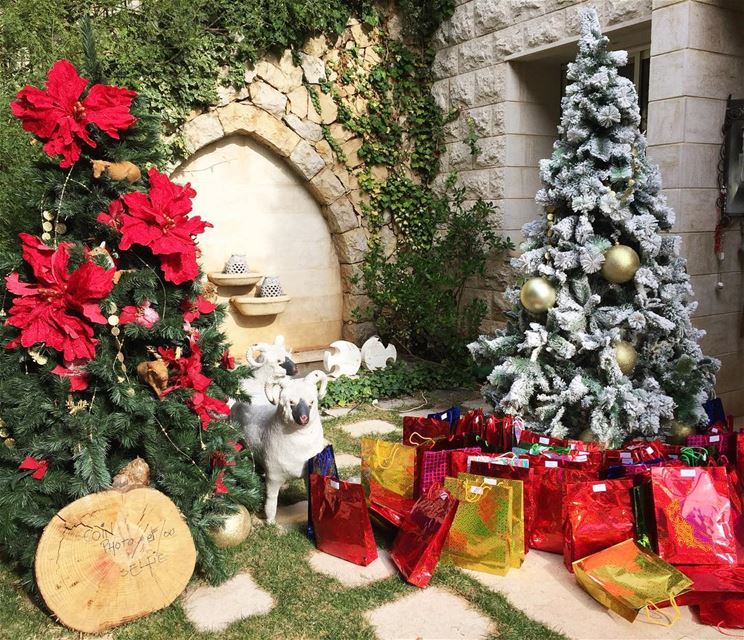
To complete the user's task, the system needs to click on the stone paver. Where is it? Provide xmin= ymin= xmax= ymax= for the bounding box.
xmin=365 ymin=586 xmax=492 ymax=640
xmin=322 ymin=406 xmax=353 ymax=418
xmin=461 ymin=398 xmax=490 ymax=411
xmin=340 ymin=419 xmax=398 ymax=437
xmin=275 ymin=500 xmax=308 ymax=529
xmin=182 ymin=572 xmax=274 ymax=633
xmin=308 ymin=548 xmax=397 ymax=587
xmin=335 ymin=453 xmax=361 ymax=468
xmin=465 ymin=550 xmax=722 ymax=640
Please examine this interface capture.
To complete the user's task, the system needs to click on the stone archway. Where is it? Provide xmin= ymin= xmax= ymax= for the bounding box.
xmin=179 ymin=97 xmax=371 ymax=343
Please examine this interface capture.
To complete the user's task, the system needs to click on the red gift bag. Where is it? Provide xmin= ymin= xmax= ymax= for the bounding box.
xmin=403 ymin=415 xmax=451 ymax=447
xmin=310 ymin=474 xmax=378 ymax=566
xmin=530 ymin=463 xmax=595 ymax=553
xmin=518 ymin=429 xmax=568 ymax=449
xmin=390 ymin=484 xmax=459 ymax=588
xmin=563 ymin=478 xmax=635 ymax=571
xmin=651 ymin=466 xmax=737 ymax=565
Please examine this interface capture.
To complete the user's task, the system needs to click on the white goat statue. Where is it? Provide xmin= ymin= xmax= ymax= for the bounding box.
xmin=239 ymin=336 xmax=298 ymax=406
xmin=232 ymin=370 xmax=328 ymax=522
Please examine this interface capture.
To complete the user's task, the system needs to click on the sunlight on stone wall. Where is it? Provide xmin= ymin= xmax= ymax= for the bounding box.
xmin=173 ymin=135 xmax=343 ymax=358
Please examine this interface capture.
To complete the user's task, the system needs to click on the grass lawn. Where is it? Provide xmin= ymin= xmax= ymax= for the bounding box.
xmin=0 ymin=405 xmax=566 ymax=640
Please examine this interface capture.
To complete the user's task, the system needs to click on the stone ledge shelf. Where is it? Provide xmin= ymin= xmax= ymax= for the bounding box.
xmin=207 ymin=272 xmax=264 ymax=287
xmin=230 ymin=295 xmax=291 ymax=316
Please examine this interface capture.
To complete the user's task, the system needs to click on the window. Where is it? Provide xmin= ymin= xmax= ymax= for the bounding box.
xmin=560 ymin=47 xmax=650 ymax=131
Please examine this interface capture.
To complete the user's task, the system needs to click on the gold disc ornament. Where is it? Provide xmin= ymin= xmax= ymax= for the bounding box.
xmin=666 ymin=420 xmax=695 ymax=445
xmin=35 ymin=487 xmax=196 ymax=633
xmin=614 ymin=341 xmax=638 ymax=376
xmin=209 ymin=504 xmax=253 ymax=549
xmin=601 ymin=245 xmax=640 ymax=284
xmin=520 ymin=277 xmax=557 ymax=313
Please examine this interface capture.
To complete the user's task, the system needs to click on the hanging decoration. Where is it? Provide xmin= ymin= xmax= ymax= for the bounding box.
xmin=519 ymin=277 xmax=556 ymax=314
xmin=601 ymin=245 xmax=640 ymax=284
xmin=613 ymin=341 xmax=638 ymax=376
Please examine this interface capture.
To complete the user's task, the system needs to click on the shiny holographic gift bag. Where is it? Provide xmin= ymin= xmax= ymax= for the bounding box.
xmin=306 ymin=444 xmax=339 ymax=540
xmin=457 ymin=472 xmax=524 ymax=569
xmin=361 ymin=438 xmax=417 ymax=526
xmin=442 ymin=476 xmax=513 ymax=575
xmin=573 ymin=539 xmax=693 ymax=623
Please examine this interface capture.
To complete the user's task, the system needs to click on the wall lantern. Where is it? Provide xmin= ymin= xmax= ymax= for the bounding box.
xmin=720 ymin=97 xmax=744 ymax=218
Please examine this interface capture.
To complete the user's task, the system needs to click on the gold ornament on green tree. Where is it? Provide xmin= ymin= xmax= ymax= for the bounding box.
xmin=520 ymin=277 xmax=556 ymax=313
xmin=601 ymin=245 xmax=640 ymax=284
xmin=614 ymin=341 xmax=638 ymax=376
xmin=666 ymin=420 xmax=695 ymax=445
xmin=209 ymin=505 xmax=253 ymax=548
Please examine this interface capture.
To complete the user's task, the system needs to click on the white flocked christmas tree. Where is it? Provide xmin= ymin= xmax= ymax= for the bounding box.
xmin=469 ymin=8 xmax=719 ymax=447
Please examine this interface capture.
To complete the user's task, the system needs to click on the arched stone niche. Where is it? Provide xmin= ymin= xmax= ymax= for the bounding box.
xmin=173 ymin=134 xmax=346 ymax=356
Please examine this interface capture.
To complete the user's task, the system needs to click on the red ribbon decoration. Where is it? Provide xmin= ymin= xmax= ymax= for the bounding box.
xmin=18 ymin=456 xmax=48 ymax=480
xmin=214 ymin=470 xmax=228 ymax=495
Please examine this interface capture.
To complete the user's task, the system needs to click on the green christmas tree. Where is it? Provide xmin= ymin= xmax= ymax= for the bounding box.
xmin=469 ymin=9 xmax=719 ymax=446
xmin=0 ymin=28 xmax=261 ymax=586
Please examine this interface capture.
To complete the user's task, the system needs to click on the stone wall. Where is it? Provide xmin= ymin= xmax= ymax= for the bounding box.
xmin=434 ymin=0 xmax=744 ymax=411
xmin=176 ymin=19 xmax=389 ymax=353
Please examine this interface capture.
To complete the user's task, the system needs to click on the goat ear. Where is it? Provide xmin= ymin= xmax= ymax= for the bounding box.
xmin=246 ymin=343 xmax=268 ymax=368
xmin=264 ymin=379 xmax=285 ymax=405
xmin=306 ymin=370 xmax=328 ymax=400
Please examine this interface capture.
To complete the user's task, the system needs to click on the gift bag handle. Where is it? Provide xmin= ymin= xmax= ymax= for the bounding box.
xmin=375 ymin=441 xmax=401 ymax=469
xmin=643 ymin=595 xmax=680 ymax=628
xmin=408 ymin=431 xmax=437 ymax=447
xmin=463 ymin=478 xmax=491 ymax=503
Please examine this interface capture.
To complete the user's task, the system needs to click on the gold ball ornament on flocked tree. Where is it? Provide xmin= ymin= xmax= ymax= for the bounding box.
xmin=614 ymin=341 xmax=638 ymax=376
xmin=209 ymin=504 xmax=253 ymax=548
xmin=519 ymin=277 xmax=557 ymax=314
xmin=601 ymin=245 xmax=641 ymax=284
xmin=666 ymin=420 xmax=696 ymax=445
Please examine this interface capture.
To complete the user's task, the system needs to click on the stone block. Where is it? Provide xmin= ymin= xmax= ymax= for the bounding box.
xmin=646 ymin=98 xmax=685 ymax=145
xmin=680 ymin=231 xmax=719 ymax=276
xmin=290 ymin=140 xmax=325 ymax=179
xmin=680 ymin=142 xmax=720 ymax=188
xmin=433 ymin=47 xmax=459 ymax=79
xmin=182 ymin=111 xmax=224 ymax=154
xmin=522 ymin=12 xmax=565 ymax=50
xmin=468 ymin=105 xmax=493 ymax=136
xmin=314 ymin=90 xmax=338 ymax=124
xmin=460 ymin=36 xmax=495 ymax=72
xmin=650 ymin=2 xmax=690 ymax=56
xmin=341 ymin=137 xmax=364 ymax=168
xmin=449 ymin=3 xmax=475 ymax=44
xmin=283 ymin=113 xmax=323 ymax=142
xmin=475 ymin=135 xmax=505 ymax=167
xmin=448 ymin=141 xmax=475 ymax=169
xmin=343 ymin=321 xmax=376 ymax=344
xmin=329 ymin=122 xmax=355 ymax=143
xmin=287 ymin=86 xmax=310 ymax=119
xmin=254 ymin=52 xmax=303 ymax=93
xmin=333 ymin=227 xmax=368 ymax=264
xmin=300 ymin=52 xmax=326 ymax=84
xmin=688 ymin=1 xmax=744 ymax=56
xmin=648 ymin=50 xmax=686 ymax=102
xmin=326 ymin=196 xmax=359 ymax=234
xmin=309 ymin=167 xmax=347 ymax=203
xmin=315 ymin=139 xmax=335 ymax=164
xmin=504 ymin=134 xmax=553 ymax=167
xmin=606 ymin=0 xmax=651 ymax=24
xmin=683 ymin=49 xmax=743 ymax=100
xmin=474 ymin=64 xmax=505 ymax=106
xmin=503 ymin=101 xmax=558 ymax=136
xmin=431 ymin=79 xmax=450 ymax=111
xmin=218 ymin=102 xmax=300 ymax=158
xmin=350 ymin=22 xmax=372 ymax=47
xmin=366 ymin=588 xmax=492 ymax=640
xmin=672 ymin=188 xmax=719 ymax=232
xmin=343 ymin=293 xmax=372 ymax=323
xmin=647 ymin=143 xmax=682 ymax=188
xmin=684 ymin=97 xmax=727 ymax=143
xmin=503 ymin=166 xmax=542 ymax=199
xmin=249 ymin=81 xmax=287 ymax=118
xmin=340 ymin=263 xmax=366 ymax=294
xmin=689 ymin=272 xmax=742 ymax=317
xmin=182 ymin=573 xmax=274 ymax=633
xmin=302 ymin=34 xmax=328 ymax=57
xmin=474 ymin=0 xmax=510 ymax=36
xmin=460 ymin=169 xmax=497 ymax=200
xmin=493 ymin=27 xmax=522 ymax=61
xmin=451 ymin=71 xmax=476 ymax=106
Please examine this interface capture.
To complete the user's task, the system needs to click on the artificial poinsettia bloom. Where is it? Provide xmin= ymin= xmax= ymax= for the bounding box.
xmin=181 ymin=295 xmax=216 ymax=323
xmin=119 ymin=300 xmax=160 ymax=329
xmin=210 ymin=440 xmax=243 ymax=468
xmin=5 ymin=234 xmax=115 ymax=361
xmin=11 ymin=59 xmax=137 ymax=168
xmin=189 ymin=391 xmax=231 ymax=430
xmin=19 ymin=456 xmax=49 ymax=480
xmin=214 ymin=470 xmax=229 ymax=495
xmin=99 ymin=168 xmax=211 ymax=284
xmin=51 ymin=359 xmax=89 ymax=391
xmin=221 ymin=350 xmax=236 ymax=370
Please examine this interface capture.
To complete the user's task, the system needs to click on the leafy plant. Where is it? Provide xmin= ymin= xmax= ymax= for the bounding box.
xmin=321 ymin=360 xmax=478 ymax=407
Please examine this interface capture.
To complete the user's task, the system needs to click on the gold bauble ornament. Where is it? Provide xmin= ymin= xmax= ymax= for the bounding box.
xmin=209 ymin=505 xmax=253 ymax=549
xmin=614 ymin=341 xmax=638 ymax=376
xmin=601 ymin=245 xmax=640 ymax=284
xmin=666 ymin=420 xmax=695 ymax=445
xmin=578 ymin=428 xmax=597 ymax=443
xmin=520 ymin=277 xmax=556 ymax=313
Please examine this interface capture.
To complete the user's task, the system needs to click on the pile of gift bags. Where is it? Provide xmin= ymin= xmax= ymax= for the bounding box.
xmin=305 ymin=398 xmax=744 ymax=628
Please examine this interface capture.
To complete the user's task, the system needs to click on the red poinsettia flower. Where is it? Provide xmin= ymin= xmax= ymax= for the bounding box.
xmin=19 ymin=456 xmax=49 ymax=480
xmin=214 ymin=470 xmax=229 ymax=495
xmin=51 ymin=359 xmax=89 ymax=391
xmin=119 ymin=300 xmax=160 ymax=329
xmin=181 ymin=295 xmax=216 ymax=323
xmin=98 ymin=168 xmax=211 ymax=284
xmin=11 ymin=59 xmax=137 ymax=168
xmin=5 ymin=234 xmax=115 ymax=361
xmin=221 ymin=350 xmax=236 ymax=370
xmin=189 ymin=391 xmax=231 ymax=430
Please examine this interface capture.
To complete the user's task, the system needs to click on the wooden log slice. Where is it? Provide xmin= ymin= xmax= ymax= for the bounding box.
xmin=35 ymin=487 xmax=196 ymax=633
